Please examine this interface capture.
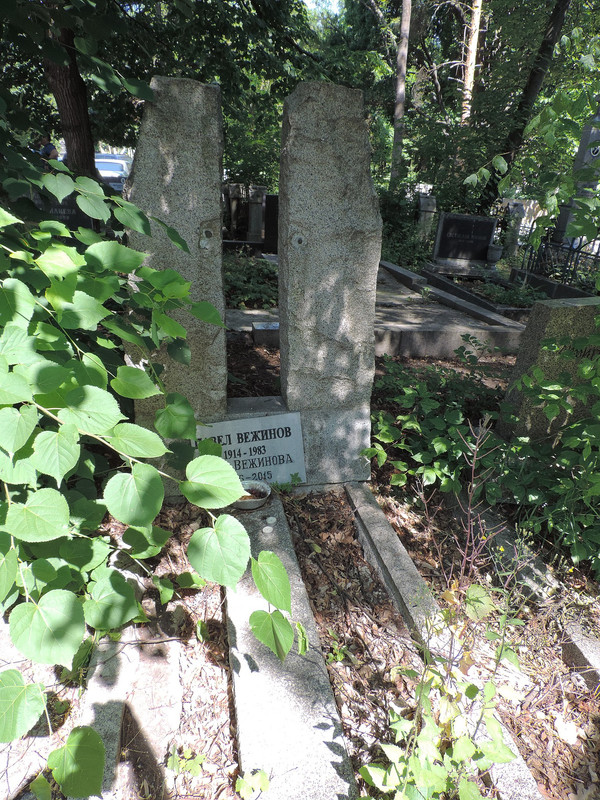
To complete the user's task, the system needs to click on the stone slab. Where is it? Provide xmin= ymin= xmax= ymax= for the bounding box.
xmin=501 ymin=296 xmax=600 ymax=439
xmin=279 ymin=82 xmax=381 ymax=414
xmin=375 ymin=326 xmax=523 ymax=358
xmin=226 ymin=495 xmax=357 ymax=800
xmin=562 ymin=622 xmax=600 ymax=692
xmin=252 ymin=321 xmax=280 ymax=347
xmin=379 ymin=260 xmax=427 ymax=290
xmin=127 ymin=77 xmax=226 ymax=423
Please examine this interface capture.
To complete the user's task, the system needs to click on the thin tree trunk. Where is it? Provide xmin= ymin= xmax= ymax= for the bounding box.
xmin=460 ymin=0 xmax=483 ymax=124
xmin=389 ymin=0 xmax=412 ymax=192
xmin=43 ymin=27 xmax=96 ymax=177
xmin=481 ymin=0 xmax=572 ymax=208
xmin=502 ymin=0 xmax=572 ymax=171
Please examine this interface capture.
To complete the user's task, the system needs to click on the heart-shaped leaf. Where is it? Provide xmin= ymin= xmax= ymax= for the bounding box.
xmin=48 ymin=726 xmax=105 ymax=797
xmin=249 ymin=609 xmax=294 ymax=662
xmin=10 ymin=590 xmax=85 ymax=666
xmin=6 ymin=488 xmax=70 ymax=542
xmin=104 ymin=462 xmax=164 ymax=527
xmin=155 ymin=393 xmax=197 ymax=439
xmin=180 ymin=455 xmax=244 ymax=509
xmin=106 ymin=423 xmax=168 ymax=458
xmin=42 ymin=173 xmax=75 ymax=203
xmin=251 ymin=551 xmax=291 ymax=613
xmin=187 ymin=514 xmax=250 ymax=588
xmin=83 ymin=571 xmax=138 ymax=630
xmin=110 ymin=366 xmax=161 ymax=399
xmin=0 ymin=669 xmax=46 ymax=742
xmin=31 ymin=424 xmax=80 ymax=484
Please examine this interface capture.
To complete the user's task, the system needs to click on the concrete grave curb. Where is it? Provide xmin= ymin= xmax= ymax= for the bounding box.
xmin=344 ymin=481 xmax=546 ymax=800
xmin=225 ymin=494 xmax=357 ymax=800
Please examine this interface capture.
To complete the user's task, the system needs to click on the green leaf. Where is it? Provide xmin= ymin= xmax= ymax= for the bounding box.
xmin=155 ymin=393 xmax=197 ymax=439
xmin=120 ymin=76 xmax=155 ymax=101
xmin=188 ymin=301 xmax=225 ymax=327
xmin=10 ymin=590 xmax=85 ymax=666
xmin=177 ymin=571 xmax=206 ymax=589
xmin=58 ymin=385 xmax=125 ymax=434
xmin=0 ymin=405 xmax=39 ymax=456
xmin=0 ymin=371 xmax=33 ymax=404
xmin=35 ymin=246 xmax=80 ymax=280
xmin=249 ymin=609 xmax=294 ymax=662
xmin=150 ymin=217 xmax=190 ymax=253
xmin=153 ymin=311 xmax=187 ymax=339
xmin=464 ymin=584 xmax=495 ymax=621
xmin=112 ymin=201 xmax=151 ymax=235
xmin=106 ymin=423 xmax=168 ymax=458
xmin=479 ymin=738 xmax=516 ymax=764
xmin=251 ymin=551 xmax=291 ymax=613
xmin=110 ymin=365 xmax=161 ymax=399
xmin=104 ymin=462 xmax=164 ymax=527
xmin=453 ymin=735 xmax=476 ymax=763
xmin=0 ymin=541 xmax=18 ymax=604
xmin=30 ymin=774 xmax=52 ymax=800
xmin=187 ymin=514 xmax=250 ymax=588
xmin=0 ymin=207 xmax=22 ymax=229
xmin=41 ymin=173 xmax=75 ymax=203
xmin=122 ymin=525 xmax=171 ymax=559
xmin=492 ymin=155 xmax=508 ymax=175
xmin=76 ymin=192 xmax=110 ymax=222
xmin=1 ymin=324 xmax=42 ymax=365
xmin=59 ymin=537 xmax=111 ymax=571
xmin=152 ymin=575 xmax=174 ymax=605
xmin=463 ymin=173 xmax=478 ymax=187
xmin=6 ymin=488 xmax=70 ymax=542
xmin=85 ymin=240 xmax=147 ymax=273
xmin=58 ymin=291 xmax=109 ymax=330
xmin=31 ymin=424 xmax=81 ymax=484
xmin=83 ymin=572 xmax=139 ymax=630
xmin=167 ymin=338 xmax=191 ymax=366
xmin=0 ymin=669 xmax=46 ymax=742
xmin=47 ymin=726 xmax=105 ymax=798
xmin=180 ymin=455 xmax=244 ymax=509
xmin=458 ymin=779 xmax=485 ymax=800
xmin=0 ymin=278 xmax=36 ymax=328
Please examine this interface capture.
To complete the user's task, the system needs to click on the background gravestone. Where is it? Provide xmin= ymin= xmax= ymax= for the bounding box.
xmin=128 ymin=77 xmax=226 ymax=424
xmin=278 ymin=81 xmax=382 ymax=483
xmin=433 ymin=212 xmax=496 ymax=263
xmin=499 ymin=297 xmax=600 ymax=440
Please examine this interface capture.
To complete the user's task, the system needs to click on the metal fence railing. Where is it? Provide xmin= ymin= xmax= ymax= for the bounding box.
xmin=521 ymin=237 xmax=600 ymax=292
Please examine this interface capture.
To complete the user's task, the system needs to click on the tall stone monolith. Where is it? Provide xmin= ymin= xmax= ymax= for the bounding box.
xmin=127 ymin=77 xmax=226 ymax=424
xmin=278 ymin=82 xmax=382 ymax=483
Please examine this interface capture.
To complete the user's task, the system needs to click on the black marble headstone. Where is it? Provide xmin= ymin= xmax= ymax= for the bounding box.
xmin=433 ymin=212 xmax=496 ymax=262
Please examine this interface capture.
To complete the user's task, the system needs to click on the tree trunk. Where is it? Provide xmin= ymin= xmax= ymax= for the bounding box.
xmin=388 ymin=0 xmax=412 ymax=192
xmin=460 ymin=0 xmax=483 ymax=124
xmin=502 ymin=0 xmax=572 ymax=171
xmin=480 ymin=0 xmax=572 ymax=209
xmin=43 ymin=27 xmax=96 ymax=177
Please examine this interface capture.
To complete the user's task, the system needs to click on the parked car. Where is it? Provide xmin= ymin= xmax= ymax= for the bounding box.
xmin=94 ymin=154 xmax=132 ymax=193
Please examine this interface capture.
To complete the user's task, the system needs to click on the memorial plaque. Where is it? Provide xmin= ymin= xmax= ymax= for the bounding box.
xmin=47 ymin=193 xmax=94 ymax=229
xmin=433 ymin=212 xmax=496 ymax=262
xmin=197 ymin=412 xmax=306 ymax=484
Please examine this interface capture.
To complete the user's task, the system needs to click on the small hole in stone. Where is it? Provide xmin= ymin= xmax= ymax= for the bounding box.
xmin=204 ymin=230 xmax=213 ymax=238
xmin=297 ymin=237 xmax=303 ymax=244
